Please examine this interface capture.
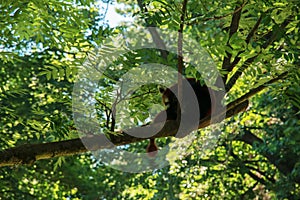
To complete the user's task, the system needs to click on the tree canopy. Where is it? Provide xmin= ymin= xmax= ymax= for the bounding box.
xmin=0 ymin=0 xmax=299 ymax=199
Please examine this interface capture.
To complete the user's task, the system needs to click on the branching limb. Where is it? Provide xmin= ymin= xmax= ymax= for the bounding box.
xmin=245 ymin=14 xmax=264 ymax=44
xmin=226 ymin=14 xmax=264 ymax=76
xmin=238 ymin=129 xmax=300 ymax=184
xmin=225 ymin=18 xmax=291 ymax=91
xmin=229 ymin=145 xmax=269 ymax=185
xmin=246 ymin=165 xmax=275 ymax=183
xmin=95 ymin=99 xmax=112 ymax=129
xmin=247 ymin=169 xmax=268 ymax=186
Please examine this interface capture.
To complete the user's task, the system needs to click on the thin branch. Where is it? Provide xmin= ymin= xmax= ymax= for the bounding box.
xmin=187 ymin=3 xmax=246 ymax=25
xmin=225 ymin=18 xmax=291 ymax=92
xmin=229 ymin=146 xmax=269 ymax=185
xmin=177 ymin=0 xmax=188 ymax=74
xmin=137 ymin=0 xmax=168 ymax=59
xmin=124 ymin=89 xmax=158 ymax=101
xmin=226 ymin=71 xmax=288 ymax=110
xmin=238 ymin=129 xmax=298 ymax=183
xmin=246 ymin=14 xmax=264 ymax=44
xmin=95 ymin=99 xmax=112 ymax=129
xmin=227 ymin=14 xmax=264 ymax=75
xmin=95 ymin=99 xmax=112 ymax=113
xmin=221 ymin=2 xmax=245 ymax=83
xmin=247 ymin=170 xmax=268 ymax=185
xmin=177 ymin=0 xmax=188 ymax=122
xmin=246 ymin=165 xmax=275 ymax=183
xmin=225 ymin=56 xmax=258 ymax=92
xmin=110 ymin=90 xmax=119 ymax=132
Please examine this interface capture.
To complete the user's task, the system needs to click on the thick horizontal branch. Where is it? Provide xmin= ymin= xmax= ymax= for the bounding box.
xmin=0 ymin=139 xmax=88 ymax=167
xmin=0 ymin=100 xmax=246 ymax=167
xmin=0 ymin=73 xmax=286 ymax=167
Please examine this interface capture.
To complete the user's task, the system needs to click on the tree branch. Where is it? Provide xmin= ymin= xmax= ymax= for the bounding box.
xmin=137 ymin=0 xmax=168 ymax=59
xmin=229 ymin=144 xmax=269 ymax=185
xmin=0 ymin=72 xmax=287 ymax=167
xmin=221 ymin=2 xmax=244 ymax=82
xmin=0 ymin=99 xmax=246 ymax=167
xmin=225 ymin=14 xmax=264 ymax=77
xmin=238 ymin=129 xmax=300 ymax=184
xmin=225 ymin=18 xmax=291 ymax=92
xmin=246 ymin=165 xmax=275 ymax=183
xmin=187 ymin=3 xmax=246 ymax=25
xmin=177 ymin=0 xmax=188 ymax=123
xmin=226 ymin=71 xmax=288 ymax=110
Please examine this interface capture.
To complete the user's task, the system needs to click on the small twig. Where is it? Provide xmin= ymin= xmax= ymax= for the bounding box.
xmin=246 ymin=14 xmax=264 ymax=44
xmin=96 ymin=99 xmax=112 ymax=112
xmin=187 ymin=2 xmax=246 ymax=25
xmin=124 ymin=89 xmax=158 ymax=101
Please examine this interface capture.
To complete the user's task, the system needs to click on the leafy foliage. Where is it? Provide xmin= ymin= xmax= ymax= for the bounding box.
xmin=1 ymin=0 xmax=300 ymax=199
